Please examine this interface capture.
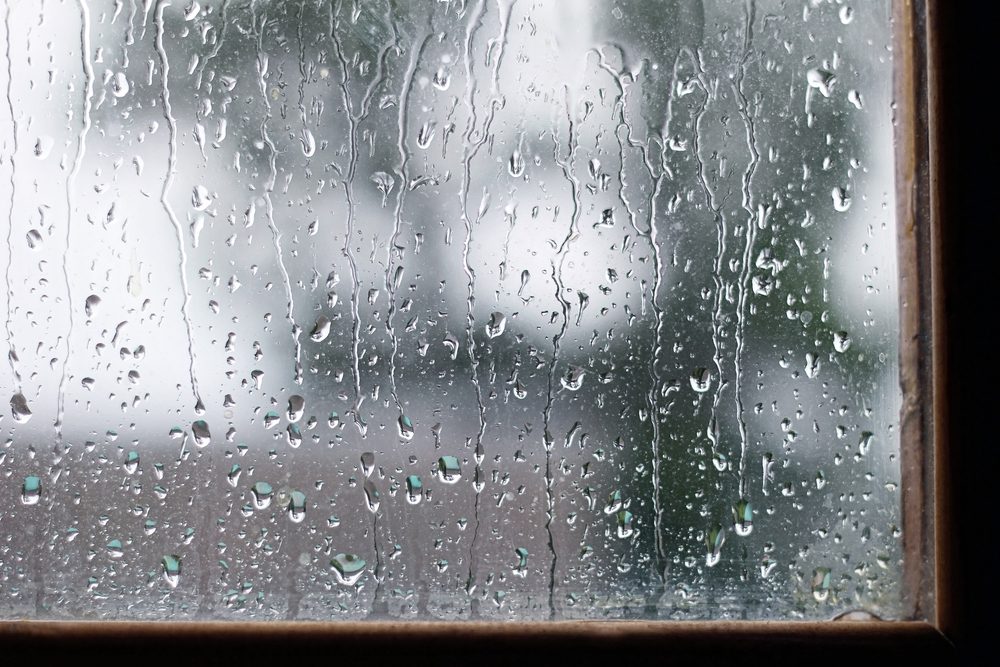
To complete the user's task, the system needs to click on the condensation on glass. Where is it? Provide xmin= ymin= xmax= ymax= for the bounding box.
xmin=0 ymin=0 xmax=903 ymax=621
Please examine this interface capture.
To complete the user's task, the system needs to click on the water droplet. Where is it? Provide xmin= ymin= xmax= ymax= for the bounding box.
xmin=10 ymin=393 xmax=32 ymax=424
xmin=848 ymin=89 xmax=864 ymax=110
xmin=416 ymin=121 xmax=436 ymax=149
xmin=330 ymin=553 xmax=367 ymax=585
xmin=833 ymin=331 xmax=852 ymax=353
xmin=432 ymin=67 xmax=450 ymax=90
xmin=807 ymin=68 xmax=836 ymax=97
xmin=191 ymin=184 xmax=212 ymax=210
xmin=594 ymin=208 xmax=615 ymax=229
xmin=437 ymin=456 xmax=462 ymax=484
xmin=690 ymin=367 xmax=711 ymax=393
xmin=21 ymin=475 xmax=41 ymax=505
xmin=124 ymin=450 xmax=139 ymax=474
xmin=363 ymin=479 xmax=380 ymax=512
xmin=300 ymin=128 xmax=315 ymax=157
xmin=705 ymin=524 xmax=726 ymax=567
xmin=513 ymin=547 xmax=529 ymax=577
xmin=310 ymin=315 xmax=331 ymax=342
xmin=191 ymin=420 xmax=211 ymax=447
xmin=286 ymin=424 xmax=302 ymax=448
xmin=486 ymin=311 xmax=506 ymax=338
xmin=616 ymin=510 xmax=634 ymax=538
xmin=832 ymin=186 xmax=852 ymax=212
xmin=111 ymin=71 xmax=130 ymax=97
xmin=84 ymin=294 xmax=101 ymax=317
xmin=106 ymin=539 xmax=124 ymax=559
xmin=263 ymin=410 xmax=280 ymax=429
xmin=360 ymin=451 xmax=375 ymax=477
xmin=508 ymin=150 xmax=525 ymax=177
xmin=859 ymin=431 xmax=874 ymax=456
xmin=26 ymin=229 xmax=43 ymax=249
xmin=251 ymin=481 xmax=273 ymax=509
xmin=370 ymin=171 xmax=395 ymax=207
xmin=397 ymin=414 xmax=414 ymax=440
xmin=805 ymin=352 xmax=820 ymax=378
xmin=812 ymin=567 xmax=832 ymax=601
xmin=405 ymin=475 xmax=423 ymax=504
xmin=604 ymin=489 xmax=623 ymax=515
xmin=561 ymin=366 xmax=585 ymax=391
xmin=33 ymin=135 xmax=53 ymax=159
xmin=732 ymin=499 xmax=753 ymax=536
xmin=288 ymin=490 xmax=307 ymax=523
xmin=162 ymin=555 xmax=182 ymax=588
xmin=287 ymin=395 xmax=304 ymax=423
xmin=251 ymin=370 xmax=265 ymax=390
xmin=588 ymin=158 xmax=601 ymax=180
xmin=442 ymin=332 xmax=460 ymax=360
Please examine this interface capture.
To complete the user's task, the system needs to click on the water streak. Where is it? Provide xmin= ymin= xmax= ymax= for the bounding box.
xmin=255 ymin=7 xmax=303 ymax=387
xmin=56 ymin=0 xmax=96 ymax=438
xmin=457 ymin=0 xmax=488 ymax=613
xmin=386 ymin=31 xmax=431 ymax=415
xmin=330 ymin=0 xmax=364 ymax=433
xmin=732 ymin=0 xmax=759 ymax=500
xmin=4 ymin=4 xmax=20 ymax=389
xmin=543 ymin=86 xmax=582 ymax=619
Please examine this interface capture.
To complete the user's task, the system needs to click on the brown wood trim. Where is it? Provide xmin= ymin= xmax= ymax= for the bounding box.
xmin=922 ymin=0 xmax=952 ymax=639
xmin=0 ymin=620 xmax=952 ymax=658
xmin=0 ymin=0 xmax=950 ymax=654
xmin=893 ymin=0 xmax=936 ymax=623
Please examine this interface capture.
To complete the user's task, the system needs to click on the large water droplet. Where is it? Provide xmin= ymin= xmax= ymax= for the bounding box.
xmin=330 ymin=553 xmax=367 ymax=585
xmin=10 ymin=393 xmax=32 ymax=424
xmin=812 ymin=567 xmax=832 ymax=601
xmin=486 ymin=311 xmax=506 ymax=338
xmin=732 ymin=499 xmax=753 ymax=537
xmin=705 ymin=524 xmax=726 ymax=567
xmin=437 ymin=456 xmax=462 ymax=484
xmin=310 ymin=315 xmax=331 ymax=342
xmin=833 ymin=330 xmax=852 ymax=353
xmin=21 ymin=475 xmax=41 ymax=505
xmin=288 ymin=490 xmax=307 ymax=523
xmin=406 ymin=475 xmax=423 ymax=504
xmin=287 ymin=395 xmax=305 ymax=423
xmin=251 ymin=481 xmax=273 ymax=509
xmin=162 ymin=555 xmax=182 ymax=588
xmin=191 ymin=420 xmax=211 ymax=447
xmin=690 ymin=368 xmax=711 ymax=393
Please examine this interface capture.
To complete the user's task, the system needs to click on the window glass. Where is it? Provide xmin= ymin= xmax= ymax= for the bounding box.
xmin=1 ymin=0 xmax=901 ymax=620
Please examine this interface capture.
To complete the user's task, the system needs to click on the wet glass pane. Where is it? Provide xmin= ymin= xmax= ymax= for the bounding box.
xmin=1 ymin=0 xmax=903 ymax=620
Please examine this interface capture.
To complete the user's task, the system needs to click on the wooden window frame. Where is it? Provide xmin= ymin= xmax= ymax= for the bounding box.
xmin=0 ymin=0 xmax=968 ymax=659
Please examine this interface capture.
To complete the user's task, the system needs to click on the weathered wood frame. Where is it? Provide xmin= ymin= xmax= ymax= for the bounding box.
xmin=0 ymin=0 xmax=958 ymax=659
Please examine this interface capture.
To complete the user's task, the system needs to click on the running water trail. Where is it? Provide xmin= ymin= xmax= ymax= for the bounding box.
xmin=56 ymin=0 xmax=96 ymax=438
xmin=732 ymin=0 xmax=759 ymax=501
xmin=386 ymin=31 xmax=431 ymax=416
xmin=123 ymin=0 xmax=137 ymax=69
xmin=4 ymin=4 xmax=21 ymax=390
xmin=456 ymin=0 xmax=488 ymax=612
xmin=255 ymin=9 xmax=303 ymax=387
xmin=595 ymin=45 xmax=670 ymax=600
xmin=330 ymin=0 xmax=364 ymax=435
xmin=194 ymin=0 xmax=228 ymax=91
xmin=329 ymin=0 xmax=399 ymax=614
xmin=690 ymin=50 xmax=727 ymax=468
xmin=458 ymin=0 xmax=514 ymax=613
xmin=543 ymin=86 xmax=582 ymax=619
